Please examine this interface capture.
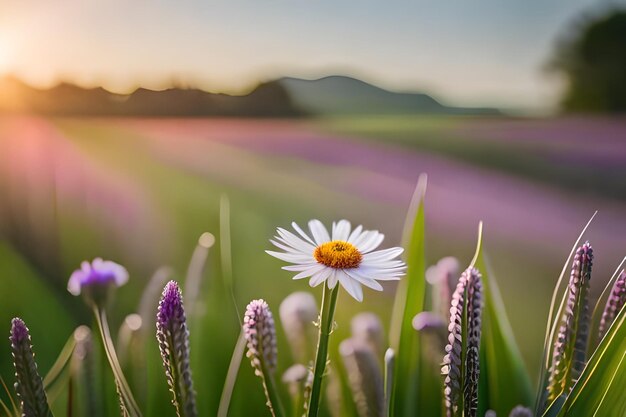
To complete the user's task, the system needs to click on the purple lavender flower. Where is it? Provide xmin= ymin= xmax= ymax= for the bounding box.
xmin=464 ymin=269 xmax=483 ymax=417
xmin=156 ymin=281 xmax=197 ymax=417
xmin=244 ymin=299 xmax=278 ymax=373
xmin=243 ymin=299 xmax=284 ymax=417
xmin=67 ymin=258 xmax=128 ymax=307
xmin=442 ymin=267 xmax=483 ymax=417
xmin=10 ymin=318 xmax=52 ymax=417
xmin=598 ymin=269 xmax=626 ymax=340
xmin=547 ymin=242 xmax=593 ymax=402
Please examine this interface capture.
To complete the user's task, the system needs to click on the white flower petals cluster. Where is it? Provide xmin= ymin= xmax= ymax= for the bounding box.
xmin=267 ymin=220 xmax=406 ymax=302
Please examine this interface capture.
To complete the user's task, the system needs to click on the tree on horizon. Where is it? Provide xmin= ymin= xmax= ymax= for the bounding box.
xmin=549 ymin=9 xmax=626 ymax=113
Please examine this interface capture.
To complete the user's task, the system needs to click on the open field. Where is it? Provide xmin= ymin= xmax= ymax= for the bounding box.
xmin=1 ymin=115 xmax=625 ymax=415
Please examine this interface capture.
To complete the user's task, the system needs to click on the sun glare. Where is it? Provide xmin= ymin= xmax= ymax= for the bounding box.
xmin=0 ymin=36 xmax=13 ymax=74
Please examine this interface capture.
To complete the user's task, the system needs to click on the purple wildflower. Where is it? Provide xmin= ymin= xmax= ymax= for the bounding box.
xmin=10 ymin=318 xmax=52 ymax=417
xmin=244 ymin=299 xmax=278 ymax=373
xmin=67 ymin=258 xmax=128 ymax=307
xmin=156 ymin=281 xmax=197 ymax=417
xmin=442 ymin=267 xmax=483 ymax=417
xmin=243 ymin=299 xmax=285 ymax=417
xmin=547 ymin=242 xmax=593 ymax=402
xmin=598 ymin=269 xmax=626 ymax=340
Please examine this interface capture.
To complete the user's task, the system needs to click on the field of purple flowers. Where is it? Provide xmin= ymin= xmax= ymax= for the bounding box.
xmin=0 ymin=115 xmax=625 ymax=416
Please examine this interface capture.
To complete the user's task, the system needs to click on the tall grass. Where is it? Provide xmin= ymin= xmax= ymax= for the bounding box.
xmin=1 ymin=181 xmax=625 ymax=417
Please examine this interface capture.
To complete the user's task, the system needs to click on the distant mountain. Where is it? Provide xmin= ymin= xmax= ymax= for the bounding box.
xmin=0 ymin=75 xmax=500 ymax=117
xmin=279 ymin=75 xmax=501 ymax=115
xmin=0 ymin=76 xmax=301 ymax=117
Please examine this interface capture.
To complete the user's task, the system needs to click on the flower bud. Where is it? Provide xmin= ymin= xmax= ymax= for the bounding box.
xmin=10 ymin=318 xmax=52 ymax=417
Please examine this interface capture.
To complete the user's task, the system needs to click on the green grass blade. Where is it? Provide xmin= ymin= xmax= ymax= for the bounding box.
xmin=471 ymin=223 xmax=534 ymax=416
xmin=390 ymin=175 xmax=434 ymax=417
xmin=44 ymin=333 xmax=77 ymax=389
xmin=217 ymin=330 xmax=246 ymax=417
xmin=535 ymin=212 xmax=597 ymax=412
xmin=553 ymin=303 xmax=626 ymax=417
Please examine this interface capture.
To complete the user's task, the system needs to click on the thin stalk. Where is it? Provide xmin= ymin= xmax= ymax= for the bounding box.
xmin=217 ymin=331 xmax=246 ymax=417
xmin=93 ymin=307 xmax=142 ymax=417
xmin=307 ymin=284 xmax=340 ymax=417
xmin=260 ymin=360 xmax=286 ymax=417
xmin=44 ymin=334 xmax=76 ymax=388
xmin=383 ymin=348 xmax=395 ymax=417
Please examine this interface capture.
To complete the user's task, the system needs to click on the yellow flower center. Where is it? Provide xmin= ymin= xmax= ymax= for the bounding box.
xmin=314 ymin=240 xmax=362 ymax=269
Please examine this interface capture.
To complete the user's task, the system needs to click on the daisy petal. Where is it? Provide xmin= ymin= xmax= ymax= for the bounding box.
xmin=270 ymin=239 xmax=307 ymax=254
xmin=363 ymin=247 xmax=404 ymax=262
xmin=309 ymin=267 xmax=332 ymax=287
xmin=266 ymin=250 xmax=313 ymax=264
xmin=293 ymin=264 xmax=326 ymax=280
xmin=338 ymin=270 xmax=363 ymax=302
xmin=358 ymin=232 xmax=385 ymax=253
xmin=347 ymin=225 xmax=363 ymax=243
xmin=277 ymin=228 xmax=316 ymax=252
xmin=309 ymin=219 xmax=330 ymax=245
xmin=344 ymin=270 xmax=384 ymax=291
xmin=351 ymin=230 xmax=375 ymax=248
xmin=332 ymin=220 xmax=351 ymax=241
xmin=292 ymin=222 xmax=316 ymax=245
xmin=282 ymin=263 xmax=319 ymax=272
xmin=328 ymin=269 xmax=339 ymax=288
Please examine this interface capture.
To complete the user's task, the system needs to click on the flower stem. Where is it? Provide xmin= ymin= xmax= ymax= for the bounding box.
xmin=260 ymin=360 xmax=286 ymax=417
xmin=307 ymin=284 xmax=340 ymax=417
xmin=93 ymin=306 xmax=142 ymax=417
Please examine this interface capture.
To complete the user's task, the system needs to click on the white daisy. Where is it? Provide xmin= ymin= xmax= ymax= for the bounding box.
xmin=266 ymin=219 xmax=406 ymax=302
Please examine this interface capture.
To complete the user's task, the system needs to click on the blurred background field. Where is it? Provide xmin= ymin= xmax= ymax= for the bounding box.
xmin=1 ymin=1 xmax=626 ymax=416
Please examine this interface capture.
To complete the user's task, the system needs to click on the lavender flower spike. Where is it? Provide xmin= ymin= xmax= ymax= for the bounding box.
xmin=67 ymin=258 xmax=128 ymax=307
xmin=441 ymin=267 xmax=483 ymax=417
xmin=243 ymin=299 xmax=285 ymax=417
xmin=547 ymin=242 xmax=593 ymax=402
xmin=156 ymin=281 xmax=197 ymax=417
xmin=598 ymin=269 xmax=626 ymax=340
xmin=10 ymin=318 xmax=52 ymax=417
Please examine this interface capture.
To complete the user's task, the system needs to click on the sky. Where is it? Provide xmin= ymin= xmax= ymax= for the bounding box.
xmin=0 ymin=0 xmax=625 ymax=112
